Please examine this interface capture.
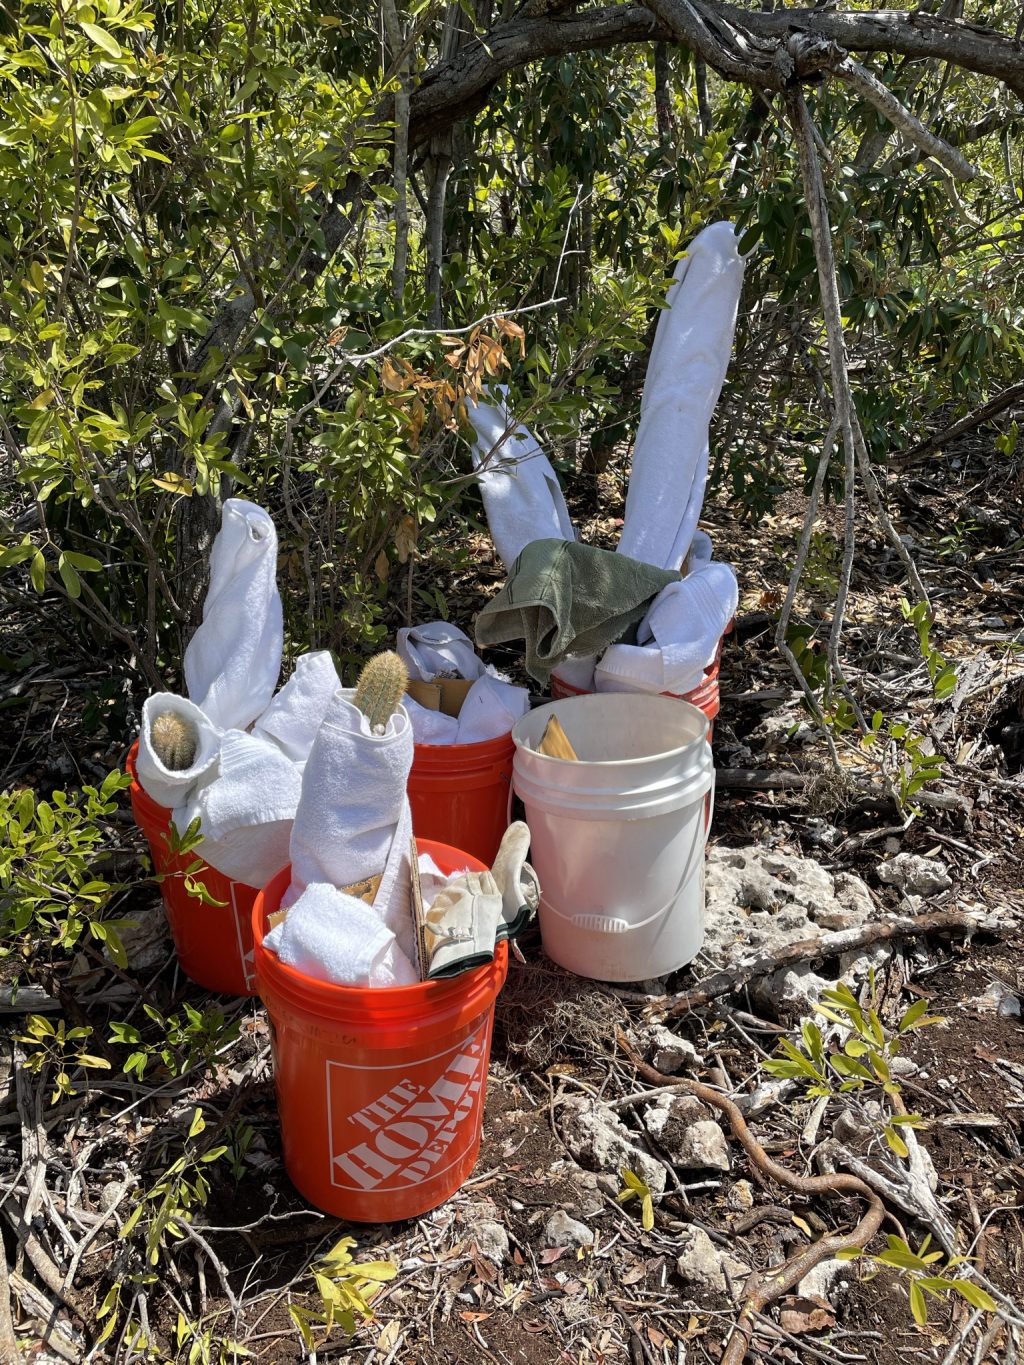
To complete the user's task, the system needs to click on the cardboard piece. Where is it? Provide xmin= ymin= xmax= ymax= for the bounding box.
xmin=405 ymin=678 xmax=474 ymax=719
xmin=537 ymin=714 xmax=578 ymax=761
xmin=409 ymin=835 xmax=428 ymax=981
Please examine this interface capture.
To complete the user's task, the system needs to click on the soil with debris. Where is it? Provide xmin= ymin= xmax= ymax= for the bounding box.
xmin=2 ymin=420 xmax=1024 ymax=1364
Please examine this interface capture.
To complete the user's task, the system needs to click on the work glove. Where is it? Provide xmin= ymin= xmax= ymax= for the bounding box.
xmin=421 ymin=822 xmax=539 ymax=979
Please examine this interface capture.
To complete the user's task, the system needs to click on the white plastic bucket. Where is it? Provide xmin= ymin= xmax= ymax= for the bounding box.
xmin=511 ymin=693 xmax=713 ymax=982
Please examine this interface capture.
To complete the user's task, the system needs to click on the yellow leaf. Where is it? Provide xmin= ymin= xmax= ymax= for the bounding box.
xmin=792 ymin=1216 xmax=813 ymax=1237
xmin=29 ymin=388 xmax=54 ymax=410
xmin=153 ymin=472 xmax=194 ymax=496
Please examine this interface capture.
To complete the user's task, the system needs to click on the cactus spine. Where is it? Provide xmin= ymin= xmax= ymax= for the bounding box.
xmin=353 ymin=651 xmax=408 ymax=734
xmin=150 ymin=711 xmax=198 ymax=770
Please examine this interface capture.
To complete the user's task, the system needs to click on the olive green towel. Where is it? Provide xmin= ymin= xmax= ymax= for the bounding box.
xmin=474 ymin=538 xmax=679 ymax=683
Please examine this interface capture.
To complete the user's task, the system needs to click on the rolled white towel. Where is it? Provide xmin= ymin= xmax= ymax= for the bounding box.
xmin=264 ymin=882 xmax=418 ymax=987
xmin=466 ymin=386 xmax=575 ymax=570
xmin=173 ymin=729 xmax=300 ymax=887
xmin=618 ymin=222 xmax=745 ymax=572
xmin=183 ymin=498 xmax=283 ymax=732
xmin=252 ymin=650 xmax=340 ymax=770
xmin=135 ymin=693 xmax=221 ymax=810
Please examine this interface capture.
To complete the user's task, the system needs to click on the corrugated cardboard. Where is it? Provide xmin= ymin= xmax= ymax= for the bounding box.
xmin=405 ymin=678 xmax=474 ymax=718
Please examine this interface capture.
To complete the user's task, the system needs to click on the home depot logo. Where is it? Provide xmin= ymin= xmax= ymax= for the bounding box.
xmin=326 ymin=1025 xmax=488 ymax=1193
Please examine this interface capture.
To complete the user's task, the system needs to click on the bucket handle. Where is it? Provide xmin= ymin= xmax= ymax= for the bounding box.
xmin=571 ymin=913 xmax=631 ymax=934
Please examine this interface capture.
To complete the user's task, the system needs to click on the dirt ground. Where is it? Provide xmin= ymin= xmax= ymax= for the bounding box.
xmin=2 ymin=415 xmax=1024 ymax=1365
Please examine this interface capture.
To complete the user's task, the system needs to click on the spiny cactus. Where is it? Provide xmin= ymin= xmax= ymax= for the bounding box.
xmin=150 ymin=710 xmax=198 ymax=770
xmin=353 ymin=651 xmax=408 ymax=735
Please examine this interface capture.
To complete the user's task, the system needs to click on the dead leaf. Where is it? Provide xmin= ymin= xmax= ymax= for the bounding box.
xmin=539 ymin=1246 xmax=565 ymax=1265
xmin=374 ymin=550 xmax=389 ymax=582
xmin=395 ymin=514 xmax=417 ymax=564
xmin=376 ymin=1320 xmax=401 ymax=1352
xmin=459 ymin=1310 xmax=491 ymax=1323
xmin=779 ymin=1295 xmax=836 ymax=1335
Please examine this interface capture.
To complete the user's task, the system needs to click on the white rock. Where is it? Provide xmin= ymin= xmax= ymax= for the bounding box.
xmin=703 ymin=847 xmax=876 ymax=976
xmin=638 ymin=1024 xmax=703 ymax=1074
xmin=877 ymin=853 xmax=951 ymax=897
xmin=542 ymin=1210 xmax=594 ymax=1249
xmin=468 ymin=1219 xmax=509 ymax=1263
xmin=676 ymin=1120 xmax=731 ymax=1172
xmin=797 ymin=1258 xmax=851 ymax=1302
xmin=560 ymin=1098 xmax=666 ymax=1195
xmin=675 ymin=1226 xmax=750 ymax=1297
xmin=964 ymin=980 xmax=1021 ymax=1017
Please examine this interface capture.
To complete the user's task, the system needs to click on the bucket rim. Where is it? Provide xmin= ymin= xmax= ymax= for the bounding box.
xmin=253 ymin=843 xmax=505 ymax=1006
xmin=413 ymin=731 xmax=515 ymax=758
xmin=512 ymin=694 xmax=709 ymax=770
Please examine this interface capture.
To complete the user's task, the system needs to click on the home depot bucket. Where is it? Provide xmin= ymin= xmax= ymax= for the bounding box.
xmin=252 ymin=843 xmax=508 ymax=1223
xmin=512 ymin=694 xmax=713 ymax=983
xmin=126 ymin=743 xmax=259 ymax=996
xmin=408 ymin=733 xmax=515 ymax=865
xmin=549 ymin=622 xmax=732 ymax=741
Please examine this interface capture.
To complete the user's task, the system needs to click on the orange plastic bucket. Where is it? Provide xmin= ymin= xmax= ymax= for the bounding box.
xmin=408 ymin=733 xmax=515 ymax=866
xmin=549 ymin=622 xmax=733 ymax=741
xmin=126 ymin=742 xmax=260 ymax=996
xmin=252 ymin=845 xmax=508 ymax=1223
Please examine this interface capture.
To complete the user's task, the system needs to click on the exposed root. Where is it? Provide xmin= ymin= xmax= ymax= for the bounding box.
xmin=617 ymin=1029 xmax=885 ymax=1365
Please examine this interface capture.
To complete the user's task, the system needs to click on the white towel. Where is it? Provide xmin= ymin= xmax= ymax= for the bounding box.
xmin=551 ymin=655 xmax=597 ymax=694
xmin=135 ymin=693 xmax=221 ymax=810
xmin=618 ymin=223 xmax=745 ymax=571
xmin=286 ymin=691 xmax=416 ymax=963
xmin=397 ymin=622 xmax=485 ymax=682
xmin=252 ymin=650 xmax=340 ymax=769
xmin=405 ymin=696 xmax=461 ymax=746
xmin=183 ymin=499 xmax=284 ymax=732
xmin=595 ymin=561 xmax=738 ymax=696
xmin=263 ymin=882 xmax=418 ymax=988
xmin=173 ymin=729 xmax=301 ymax=887
xmin=467 ymin=387 xmax=576 ymax=570
xmin=456 ymin=675 xmax=529 ymax=744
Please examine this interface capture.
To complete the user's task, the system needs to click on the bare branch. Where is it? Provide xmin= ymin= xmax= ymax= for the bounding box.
xmin=834 ymin=55 xmax=979 ymax=180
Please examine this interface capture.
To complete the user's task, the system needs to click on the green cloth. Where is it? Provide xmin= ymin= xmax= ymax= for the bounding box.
xmin=474 ymin=538 xmax=679 ymax=683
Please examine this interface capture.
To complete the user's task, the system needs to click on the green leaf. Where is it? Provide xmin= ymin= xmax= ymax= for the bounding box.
xmin=63 ymin=551 xmax=103 ymax=572
xmin=57 ymin=555 xmax=82 ymax=599
xmin=909 ymin=1280 xmax=927 ymax=1326
xmin=948 ymin=1280 xmax=997 ymax=1312
xmin=30 ymin=550 xmax=46 ymax=594
xmin=81 ymin=22 xmax=123 ymax=56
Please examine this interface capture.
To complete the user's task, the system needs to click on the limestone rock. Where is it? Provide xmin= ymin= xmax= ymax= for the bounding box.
xmin=676 ymin=1120 xmax=731 ymax=1172
xmin=644 ymin=1095 xmax=730 ymax=1170
xmin=704 ymin=847 xmax=875 ymax=971
xmin=560 ymin=1097 xmax=666 ymax=1194
xmin=542 ymin=1209 xmax=594 ymax=1249
xmin=798 ymin=1257 xmax=852 ymax=1302
xmin=468 ymin=1219 xmax=510 ymax=1263
xmin=636 ymin=1024 xmax=703 ymax=1074
xmin=676 ymin=1226 xmax=750 ymax=1297
xmin=877 ymin=853 xmax=951 ymax=897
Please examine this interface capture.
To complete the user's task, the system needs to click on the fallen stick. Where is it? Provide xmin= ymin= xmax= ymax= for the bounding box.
xmin=647 ymin=909 xmax=1009 ymax=1021
xmin=894 ymin=378 xmax=1024 ymax=466
xmin=616 ymin=1031 xmax=885 ymax=1365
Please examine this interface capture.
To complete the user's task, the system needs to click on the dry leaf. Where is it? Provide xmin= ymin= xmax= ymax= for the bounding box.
xmin=376 ymin=1320 xmax=401 ymax=1352
xmin=374 ymin=550 xmax=389 ymax=582
xmin=779 ymin=1295 xmax=836 ymax=1335
xmin=395 ymin=514 xmax=418 ymax=564
xmin=539 ymin=1246 xmax=565 ymax=1265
